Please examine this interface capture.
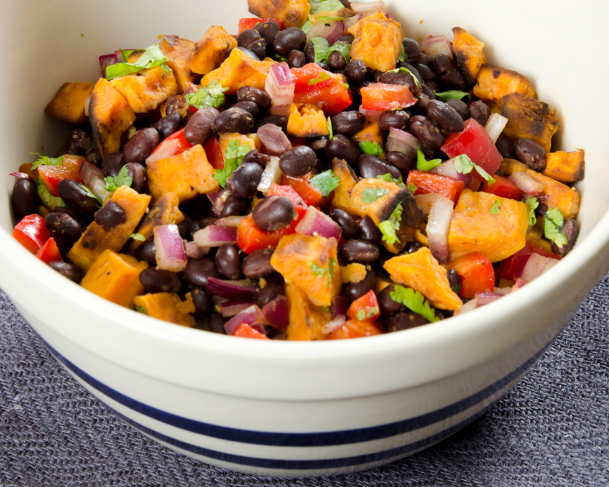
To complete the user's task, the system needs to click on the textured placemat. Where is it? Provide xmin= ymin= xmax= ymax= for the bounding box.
xmin=1 ymin=277 xmax=608 ymax=487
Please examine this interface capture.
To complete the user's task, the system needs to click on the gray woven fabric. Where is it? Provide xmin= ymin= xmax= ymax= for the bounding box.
xmin=0 ymin=276 xmax=607 ymax=487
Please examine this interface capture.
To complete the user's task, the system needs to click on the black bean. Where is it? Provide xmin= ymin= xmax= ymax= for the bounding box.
xmin=154 ymin=113 xmax=182 ymax=140
xmin=220 ymin=194 xmax=249 ymax=217
xmin=101 ymin=152 xmax=125 ymax=178
xmin=385 ymin=311 xmax=427 ymax=333
xmin=242 ymin=150 xmax=271 ymax=167
xmin=48 ymin=261 xmax=84 ymax=283
xmin=469 ymin=100 xmax=490 ymax=126
xmin=335 ymin=34 xmax=354 ymax=44
xmin=255 ymin=273 xmax=285 ymax=308
xmin=141 ymin=240 xmax=157 ymax=266
xmin=254 ymin=21 xmax=280 ymax=46
xmin=287 ymin=50 xmax=306 ymax=68
xmin=233 ymin=100 xmax=259 ymax=118
xmin=325 ymin=134 xmax=360 ymax=166
xmin=310 ymin=137 xmax=329 ymax=152
xmin=329 ymin=209 xmax=359 ymax=240
xmin=433 ymin=55 xmax=454 ymax=76
xmin=215 ymin=244 xmax=242 ymax=279
xmin=273 ymin=27 xmax=306 ymax=56
xmin=62 ymin=129 xmax=88 ymax=155
xmin=328 ymin=50 xmax=347 ymax=71
xmin=378 ymin=69 xmax=422 ymax=98
xmin=378 ymin=110 xmax=410 ymax=131
xmin=241 ymin=248 xmax=274 ymax=279
xmin=439 ymin=70 xmax=467 ymax=91
xmin=191 ymin=288 xmax=214 ymax=319
xmin=358 ymin=154 xmax=402 ymax=180
xmin=358 ymin=216 xmax=382 ymax=244
xmin=245 ymin=38 xmax=267 ymax=59
xmin=123 ymin=128 xmax=160 ymax=163
xmin=344 ymin=60 xmax=367 ymax=83
xmin=139 ymin=268 xmax=182 ymax=294
xmin=184 ymin=109 xmax=215 ymax=145
xmin=338 ymin=240 xmax=379 ymax=265
xmin=385 ymin=151 xmax=413 ymax=178
xmin=425 ymin=80 xmax=440 ymax=93
xmin=184 ymin=256 xmax=221 ymax=288
xmin=45 ymin=212 xmax=82 ymax=242
xmin=331 ymin=111 xmax=366 ymax=136
xmin=86 ymin=149 xmax=102 ymax=166
xmin=255 ymin=114 xmax=288 ymax=131
xmin=514 ymin=138 xmax=547 ymax=171
xmin=446 ymin=268 xmax=462 ymax=293
xmin=344 ymin=270 xmax=376 ymax=301
xmin=415 ymin=63 xmax=436 ymax=81
xmin=446 ymin=99 xmax=469 ymax=120
xmin=496 ymin=135 xmax=516 ymax=159
xmin=94 ymin=201 xmax=126 ymax=231
xmin=57 ymin=179 xmax=99 ymax=217
xmin=426 ymin=99 xmax=464 ymax=133
xmin=279 ymin=145 xmax=317 ymax=177
xmin=12 ymin=179 xmax=39 ymax=221
xmin=402 ymin=38 xmax=421 ymax=63
xmin=214 ymin=107 xmax=255 ymax=134
xmin=207 ymin=313 xmax=227 ymax=334
xmin=237 ymin=29 xmax=261 ymax=48
xmin=187 ymin=220 xmax=205 ymax=241
xmin=316 ymin=62 xmax=330 ymax=71
xmin=408 ymin=115 xmax=444 ymax=150
xmin=551 ymin=218 xmax=579 ymax=256
xmin=253 ymin=195 xmax=295 ymax=231
xmin=404 ymin=241 xmax=423 ymax=254
xmin=377 ymin=284 xmax=406 ymax=316
xmin=53 ymin=206 xmax=80 ymax=222
xmin=304 ymin=42 xmax=316 ymax=64
xmin=227 ymin=163 xmax=263 ymax=198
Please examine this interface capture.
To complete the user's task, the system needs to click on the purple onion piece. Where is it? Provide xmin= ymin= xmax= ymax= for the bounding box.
xmin=224 ymin=304 xmax=266 ymax=335
xmin=153 ymin=224 xmax=187 ymax=272
xmin=9 ymin=172 xmax=33 ymax=180
xmin=207 ymin=278 xmax=256 ymax=300
xmin=261 ymin=295 xmax=289 ymax=331
xmin=193 ymin=225 xmax=237 ymax=247
xmin=221 ymin=299 xmax=256 ymax=318
xmin=475 ymin=292 xmax=505 ymax=307
xmin=331 ymin=296 xmax=349 ymax=318
xmin=295 ymin=207 xmax=342 ymax=240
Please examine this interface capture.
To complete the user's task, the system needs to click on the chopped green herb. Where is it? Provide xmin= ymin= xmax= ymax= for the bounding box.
xmin=213 ymin=139 xmax=253 ymax=188
xmin=358 ymin=141 xmax=383 ymax=156
xmin=310 ymin=169 xmax=340 ymax=197
xmin=78 ymin=183 xmax=103 ymax=205
xmin=434 ymin=90 xmax=471 ymax=103
xmin=544 ymin=208 xmax=568 ymax=248
xmin=301 ymin=20 xmax=313 ymax=34
xmin=361 ymin=187 xmax=389 ymax=204
xmin=327 ymin=116 xmax=333 ymax=140
xmin=135 ymin=305 xmax=148 ymax=315
xmin=389 ymin=285 xmax=439 ymax=323
xmin=310 ymin=258 xmax=337 ymax=288
xmin=356 ymin=307 xmax=379 ymax=321
xmin=416 ymin=145 xmax=442 ymax=171
xmin=451 ymin=282 xmax=462 ymax=295
xmin=105 ymin=43 xmax=170 ymax=80
xmin=466 ymin=206 xmax=472 ymax=211
xmin=452 ymin=154 xmax=496 ymax=185
xmin=308 ymin=71 xmax=331 ymax=86
xmin=490 ymin=199 xmax=501 ymax=215
xmin=37 ymin=177 xmax=67 ymax=208
xmin=30 ymin=152 xmax=64 ymax=171
xmin=376 ymin=173 xmax=406 ymax=188
xmin=120 ymin=49 xmax=135 ymax=62
xmin=408 ymin=183 xmax=417 ymax=194
xmin=328 ymin=41 xmax=351 ymax=64
xmin=309 ymin=0 xmax=345 ymax=15
xmin=130 ymin=233 xmax=146 ymax=242
xmin=397 ymin=45 xmax=408 ymax=62
xmin=388 ymin=67 xmax=420 ymax=88
xmin=310 ymin=37 xmax=330 ymax=64
xmin=185 ymin=80 xmax=228 ymax=110
xmin=378 ymin=203 xmax=403 ymax=245
xmin=315 ymin=15 xmax=344 ymax=22
xmin=525 ymin=197 xmax=539 ymax=226
xmin=104 ymin=165 xmax=133 ymax=192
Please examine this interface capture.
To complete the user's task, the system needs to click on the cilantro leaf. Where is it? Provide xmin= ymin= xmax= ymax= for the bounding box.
xmin=301 ymin=20 xmax=313 ymax=34
xmin=525 ymin=197 xmax=539 ymax=226
xmin=327 ymin=116 xmax=333 ymax=140
xmin=355 ymin=306 xmax=379 ymax=321
xmin=451 ymin=281 xmax=462 ymax=295
xmin=37 ymin=177 xmax=66 ymax=208
xmin=397 ymin=45 xmax=408 ymax=62
xmin=416 ymin=145 xmax=442 ymax=171
xmin=376 ymin=173 xmax=406 ymax=188
xmin=30 ymin=152 xmax=64 ymax=171
xmin=388 ymin=67 xmax=420 ymax=88
xmin=78 ymin=183 xmax=103 ymax=205
xmin=361 ymin=187 xmax=389 ymax=204
xmin=434 ymin=90 xmax=471 ymax=103
xmin=310 ymin=37 xmax=330 ymax=64
xmin=328 ymin=41 xmax=351 ymax=64
xmin=408 ymin=183 xmax=417 ymax=194
xmin=105 ymin=43 xmax=170 ymax=80
xmin=309 ymin=0 xmax=346 ymax=15
xmin=213 ymin=139 xmax=253 ymax=188
xmin=544 ymin=208 xmax=568 ymax=248
xmin=310 ymin=258 xmax=337 ymax=288
xmin=130 ymin=233 xmax=146 ymax=241
xmin=452 ymin=154 xmax=496 ymax=185
xmin=135 ymin=305 xmax=148 ymax=315
xmin=359 ymin=141 xmax=383 ymax=156
xmin=390 ymin=285 xmax=439 ymax=323
xmin=307 ymin=71 xmax=331 ymax=86
xmin=120 ymin=49 xmax=135 ymax=62
xmin=104 ymin=165 xmax=133 ymax=192
xmin=185 ymin=80 xmax=228 ymax=110
xmin=378 ymin=203 xmax=403 ymax=245
xmin=490 ymin=199 xmax=501 ymax=215
xmin=310 ymin=169 xmax=339 ymax=197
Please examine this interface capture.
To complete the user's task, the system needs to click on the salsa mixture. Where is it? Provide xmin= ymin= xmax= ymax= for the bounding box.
xmin=9 ymin=0 xmax=585 ymax=340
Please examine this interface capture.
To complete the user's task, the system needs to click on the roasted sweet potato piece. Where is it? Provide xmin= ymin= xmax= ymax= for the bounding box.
xmin=89 ymin=78 xmax=136 ymax=158
xmin=201 ymin=48 xmax=275 ymax=94
xmin=452 ymin=27 xmax=486 ymax=88
xmin=384 ymin=248 xmax=462 ymax=311
xmin=110 ymin=66 xmax=178 ymax=114
xmin=248 ymin=0 xmax=310 ymax=28
xmin=190 ymin=26 xmax=238 ymax=75
xmin=218 ymin=133 xmax=261 ymax=155
xmin=348 ymin=12 xmax=403 ymax=72
xmin=285 ymin=282 xmax=332 ymax=341
xmin=542 ymin=149 xmax=585 ymax=183
xmin=331 ymin=158 xmax=359 ymax=212
xmin=69 ymin=186 xmax=151 ymax=271
xmin=287 ymin=104 xmax=329 ymax=138
xmin=131 ymin=192 xmax=184 ymax=249
xmin=159 ymin=35 xmax=197 ymax=93
xmin=340 ymin=263 xmax=367 ymax=284
xmin=352 ymin=121 xmax=384 ymax=146
xmin=44 ymin=82 xmax=95 ymax=124
xmin=474 ymin=64 xmax=536 ymax=101
xmin=490 ymin=92 xmax=558 ymax=152
xmin=500 ymin=159 xmax=580 ymax=218
xmin=271 ymin=234 xmax=341 ymax=307
xmin=147 ymin=144 xmax=219 ymax=202
xmin=81 ymin=250 xmax=147 ymax=309
xmin=447 ymin=189 xmax=528 ymax=263
xmin=133 ymin=292 xmax=196 ymax=327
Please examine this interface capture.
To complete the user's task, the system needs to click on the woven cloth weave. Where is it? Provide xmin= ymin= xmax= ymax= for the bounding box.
xmin=1 ymin=277 xmax=607 ymax=487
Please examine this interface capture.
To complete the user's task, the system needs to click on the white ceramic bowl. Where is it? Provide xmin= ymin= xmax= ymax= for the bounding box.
xmin=1 ymin=0 xmax=609 ymax=477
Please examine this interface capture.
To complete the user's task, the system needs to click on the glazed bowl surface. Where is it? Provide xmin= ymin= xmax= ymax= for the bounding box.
xmin=1 ymin=0 xmax=608 ymax=477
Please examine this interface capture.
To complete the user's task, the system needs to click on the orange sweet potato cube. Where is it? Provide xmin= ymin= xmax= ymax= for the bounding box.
xmin=45 ymin=82 xmax=95 ymax=124
xmin=133 ymin=292 xmax=196 ymax=327
xmin=131 ymin=192 xmax=184 ymax=249
xmin=474 ymin=64 xmax=536 ymax=101
xmin=348 ymin=12 xmax=403 ymax=72
xmin=284 ymin=283 xmax=332 ymax=341
xmin=111 ymin=66 xmax=178 ymax=113
xmin=190 ymin=26 xmax=238 ymax=75
xmin=452 ymin=27 xmax=486 ymax=87
xmin=287 ymin=104 xmax=329 ymax=138
xmin=159 ymin=35 xmax=197 ymax=93
xmin=542 ymin=149 xmax=585 ymax=183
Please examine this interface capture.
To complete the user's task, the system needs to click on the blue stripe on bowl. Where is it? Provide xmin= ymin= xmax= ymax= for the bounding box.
xmin=41 ymin=337 xmax=550 ymax=449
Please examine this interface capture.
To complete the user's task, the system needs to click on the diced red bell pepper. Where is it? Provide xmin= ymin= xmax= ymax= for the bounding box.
xmin=326 ymin=319 xmax=384 ymax=340
xmin=232 ymin=322 xmax=270 ymax=339
xmin=280 ymin=172 xmax=331 ymax=207
xmin=360 ymin=83 xmax=417 ymax=110
xmin=291 ymin=64 xmax=334 ymax=93
xmin=441 ymin=119 xmax=503 ymax=182
xmin=292 ymin=72 xmax=352 ymax=114
xmin=35 ymin=237 xmax=62 ymax=264
xmin=481 ymin=175 xmax=525 ymax=200
xmin=445 ymin=252 xmax=495 ymax=299
xmin=268 ymin=183 xmax=308 ymax=220
xmin=238 ymin=18 xmax=284 ymax=33
xmin=236 ymin=215 xmax=297 ymax=254
xmin=13 ymin=214 xmax=52 ymax=254
xmin=497 ymin=243 xmax=561 ymax=281
xmin=38 ymin=155 xmax=84 ymax=197
xmin=406 ymin=170 xmax=465 ymax=205
xmin=347 ymin=290 xmax=380 ymax=322
xmin=148 ymin=128 xmax=193 ymax=161
xmin=204 ymin=137 xmax=224 ymax=169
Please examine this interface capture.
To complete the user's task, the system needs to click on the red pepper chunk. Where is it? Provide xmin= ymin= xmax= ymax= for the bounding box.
xmin=292 ymin=72 xmax=352 ymax=115
xmin=13 ymin=214 xmax=53 ymax=254
xmin=280 ymin=172 xmax=331 ymax=207
xmin=38 ymin=155 xmax=84 ymax=196
xmin=203 ymin=137 xmax=224 ymax=169
xmin=238 ymin=18 xmax=284 ymax=33
xmin=361 ymin=83 xmax=417 ymax=110
xmin=148 ymin=128 xmax=193 ymax=161
xmin=496 ymin=243 xmax=561 ymax=281
xmin=291 ymin=63 xmax=334 ymax=93
xmin=232 ymin=323 xmax=270 ymax=339
xmin=406 ymin=170 xmax=464 ymax=205
xmin=347 ymin=290 xmax=380 ymax=322
xmin=326 ymin=319 xmax=384 ymax=340
xmin=445 ymin=252 xmax=495 ymax=299
xmin=481 ymin=175 xmax=524 ymax=200
xmin=268 ymin=183 xmax=308 ymax=220
xmin=35 ymin=237 xmax=62 ymax=264
xmin=236 ymin=215 xmax=297 ymax=254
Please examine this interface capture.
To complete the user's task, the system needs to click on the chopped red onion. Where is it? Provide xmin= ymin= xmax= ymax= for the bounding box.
xmin=265 ymin=63 xmax=294 ymax=108
xmin=484 ymin=113 xmax=508 ymax=143
xmin=432 ymin=159 xmax=474 ymax=187
xmin=261 ymin=295 xmax=289 ymax=330
xmin=153 ymin=225 xmax=187 ymax=272
xmin=224 ymin=304 xmax=266 ymax=335
xmin=326 ymin=20 xmax=346 ymax=45
xmin=207 ymin=278 xmax=256 ymax=300
xmin=99 ymin=51 xmax=119 ymax=78
xmin=343 ymin=13 xmax=366 ymax=30
xmin=306 ymin=19 xmax=345 ymax=44
xmin=257 ymin=156 xmax=282 ymax=195
xmin=511 ymin=279 xmax=525 ymax=291
xmin=207 ymin=188 xmax=230 ymax=213
xmin=415 ymin=194 xmax=439 ymax=215
xmin=257 ymin=123 xmax=293 ymax=156
xmin=145 ymin=137 xmax=182 ymax=165
xmin=331 ymin=296 xmax=349 ymax=317
xmin=215 ymin=216 xmax=245 ymax=227
xmin=350 ymin=0 xmax=388 ymax=14
xmin=475 ymin=292 xmax=505 ymax=307
xmin=425 ymin=193 xmax=454 ymax=263
xmin=457 ymin=298 xmax=478 ymax=315
xmin=508 ymin=172 xmax=545 ymax=196
xmin=221 ymin=299 xmax=256 ymax=318
xmin=295 ymin=207 xmax=342 ymax=240
xmin=422 ymin=35 xmax=453 ymax=59
xmin=359 ymin=105 xmax=384 ymax=122
xmin=385 ymin=127 xmax=419 ymax=155
xmin=193 ymin=225 xmax=237 ymax=247
xmin=80 ymin=160 xmax=110 ymax=203
xmin=515 ymin=253 xmax=559 ymax=283
xmin=184 ymin=240 xmax=209 ymax=259
xmin=321 ymin=315 xmax=347 ymax=335
xmin=9 ymin=172 xmax=33 ymax=180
